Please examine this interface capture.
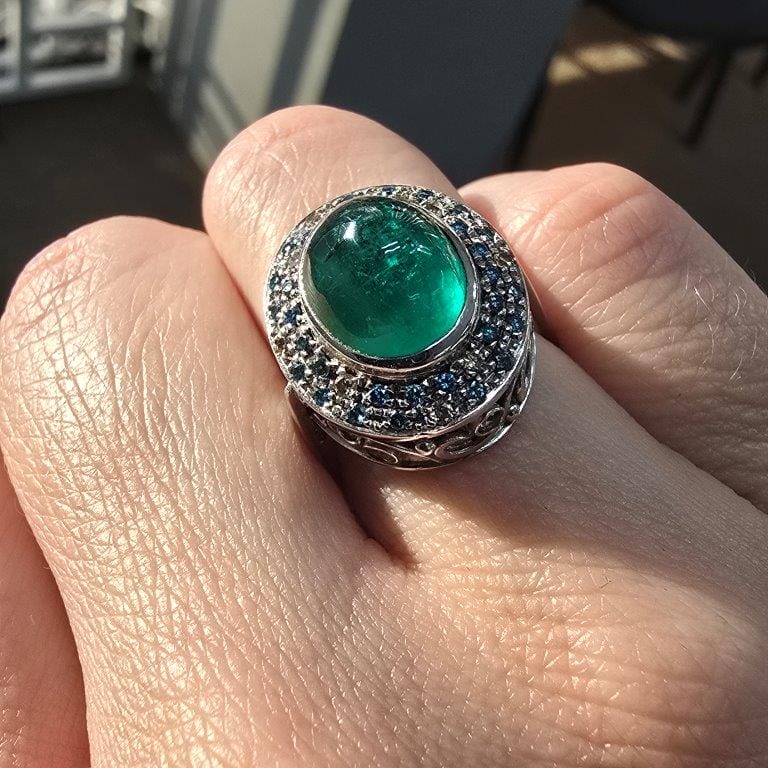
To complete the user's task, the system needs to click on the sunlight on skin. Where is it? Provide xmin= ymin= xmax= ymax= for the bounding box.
xmin=0 ymin=106 xmax=764 ymax=766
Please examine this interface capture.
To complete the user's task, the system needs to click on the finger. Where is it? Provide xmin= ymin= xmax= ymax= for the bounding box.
xmin=201 ymin=105 xmax=766 ymax=569
xmin=202 ymin=104 xmax=768 ymax=585
xmin=0 ymin=218 xmax=390 ymax=766
xmin=461 ymin=165 xmax=768 ymax=510
xmin=202 ymin=107 xmax=768 ymax=762
xmin=203 ymin=105 xmax=456 ymax=327
xmin=0 ymin=457 xmax=87 ymax=767
xmin=201 ymin=104 xmax=458 ymax=544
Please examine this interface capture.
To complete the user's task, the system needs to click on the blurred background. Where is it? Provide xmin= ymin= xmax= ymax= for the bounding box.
xmin=1 ymin=0 xmax=766 ymax=302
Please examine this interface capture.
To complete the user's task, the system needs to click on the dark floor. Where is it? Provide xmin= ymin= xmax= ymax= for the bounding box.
xmin=0 ymin=66 xmax=203 ymax=303
xmin=521 ymin=6 xmax=768 ymax=288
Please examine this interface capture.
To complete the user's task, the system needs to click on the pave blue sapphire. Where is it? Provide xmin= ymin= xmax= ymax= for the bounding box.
xmin=488 ymin=293 xmax=504 ymax=313
xmin=404 ymin=384 xmax=425 ymax=406
xmin=483 ymin=265 xmax=501 ymax=286
xmin=467 ymin=380 xmax=487 ymax=401
xmin=436 ymin=371 xmax=457 ymax=393
xmin=347 ymin=405 xmax=366 ymax=426
xmin=283 ymin=306 xmax=301 ymax=325
xmin=482 ymin=325 xmax=499 ymax=343
xmin=311 ymin=358 xmax=329 ymax=377
xmin=369 ymin=384 xmax=393 ymax=407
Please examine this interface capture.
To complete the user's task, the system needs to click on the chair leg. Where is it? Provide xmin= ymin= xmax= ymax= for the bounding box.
xmin=682 ymin=48 xmax=733 ymax=147
xmin=676 ymin=48 xmax=711 ymax=100
xmin=752 ymin=47 xmax=768 ymax=87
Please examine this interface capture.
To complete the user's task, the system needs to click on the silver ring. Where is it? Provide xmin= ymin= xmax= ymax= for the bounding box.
xmin=265 ymin=185 xmax=536 ymax=469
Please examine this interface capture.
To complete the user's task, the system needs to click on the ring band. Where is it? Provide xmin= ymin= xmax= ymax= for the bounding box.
xmin=265 ymin=185 xmax=536 ymax=469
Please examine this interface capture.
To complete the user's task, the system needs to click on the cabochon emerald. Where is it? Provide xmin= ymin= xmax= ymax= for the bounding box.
xmin=305 ymin=198 xmax=467 ymax=359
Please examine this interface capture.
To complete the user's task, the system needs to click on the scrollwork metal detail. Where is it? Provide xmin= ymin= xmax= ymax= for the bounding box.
xmin=288 ymin=339 xmax=535 ymax=469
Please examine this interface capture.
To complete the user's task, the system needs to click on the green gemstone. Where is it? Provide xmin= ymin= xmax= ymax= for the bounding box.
xmin=305 ymin=198 xmax=467 ymax=359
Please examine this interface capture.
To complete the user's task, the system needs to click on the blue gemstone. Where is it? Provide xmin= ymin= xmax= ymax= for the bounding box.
xmin=496 ymin=352 xmax=513 ymax=371
xmin=483 ymin=265 xmax=501 ymax=285
xmin=295 ymin=336 xmax=310 ymax=351
xmin=311 ymin=358 xmax=329 ymax=377
xmin=467 ymin=380 xmax=487 ymax=401
xmin=473 ymin=243 xmax=491 ymax=259
xmin=415 ymin=189 xmax=432 ymax=201
xmin=381 ymin=185 xmax=396 ymax=195
xmin=389 ymin=412 xmax=408 ymax=431
xmin=314 ymin=388 xmax=330 ymax=406
xmin=482 ymin=325 xmax=498 ymax=343
xmin=436 ymin=371 xmax=457 ymax=393
xmin=452 ymin=220 xmax=469 ymax=236
xmin=488 ymin=293 xmax=504 ymax=313
xmin=290 ymin=363 xmax=306 ymax=381
xmin=268 ymin=272 xmax=281 ymax=289
xmin=347 ymin=404 xmax=366 ymax=426
xmin=404 ymin=383 xmax=424 ymax=406
xmin=369 ymin=384 xmax=393 ymax=407
xmin=509 ymin=314 xmax=524 ymax=333
xmin=283 ymin=306 xmax=301 ymax=325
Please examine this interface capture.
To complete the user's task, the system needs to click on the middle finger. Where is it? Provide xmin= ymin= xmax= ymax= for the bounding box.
xmin=202 ymin=106 xmax=768 ymax=599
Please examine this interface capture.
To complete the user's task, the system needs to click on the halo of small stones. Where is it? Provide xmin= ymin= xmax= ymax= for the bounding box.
xmin=265 ymin=185 xmax=532 ymax=437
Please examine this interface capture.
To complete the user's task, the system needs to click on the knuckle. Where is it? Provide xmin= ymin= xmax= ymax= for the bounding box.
xmin=530 ymin=164 xmax=766 ymax=378
xmin=519 ymin=162 xmax=714 ymax=330
xmin=213 ymin=104 xmax=363 ymax=172
xmin=573 ymin=160 xmax=655 ymax=196
xmin=0 ymin=217 xmax=207 ymax=443
xmin=205 ymin=105 xmax=354 ymax=196
xmin=203 ymin=105 xmax=383 ymax=234
xmin=554 ymin=162 xmax=683 ymax=279
xmin=4 ymin=216 xmax=172 ymax=333
xmin=2 ymin=216 xmax=201 ymax=343
xmin=243 ymin=104 xmax=361 ymax=149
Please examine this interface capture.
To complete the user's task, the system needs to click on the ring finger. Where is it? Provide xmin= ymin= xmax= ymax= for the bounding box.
xmin=202 ymin=106 xmax=767 ymax=581
xmin=203 ymin=105 xmax=768 ymax=762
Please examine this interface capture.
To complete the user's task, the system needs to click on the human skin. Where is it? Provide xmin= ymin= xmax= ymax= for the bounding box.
xmin=0 ymin=105 xmax=767 ymax=767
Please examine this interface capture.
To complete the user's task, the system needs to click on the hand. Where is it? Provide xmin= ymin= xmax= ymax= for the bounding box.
xmin=1 ymin=106 xmax=766 ymax=767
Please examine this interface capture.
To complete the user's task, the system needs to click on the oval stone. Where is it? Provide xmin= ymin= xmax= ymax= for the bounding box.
xmin=304 ymin=198 xmax=467 ymax=359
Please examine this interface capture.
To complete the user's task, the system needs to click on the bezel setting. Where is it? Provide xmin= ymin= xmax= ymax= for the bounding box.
xmin=265 ymin=184 xmax=536 ymax=469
